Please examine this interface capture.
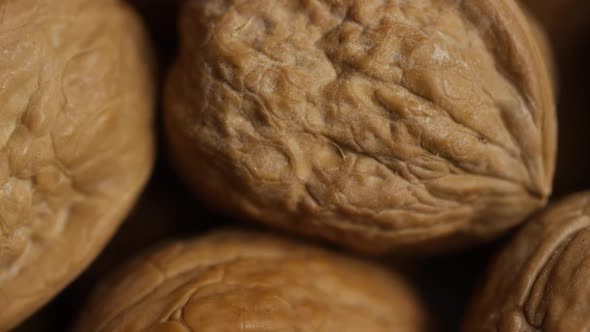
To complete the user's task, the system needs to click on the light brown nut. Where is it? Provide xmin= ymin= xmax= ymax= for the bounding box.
xmin=463 ymin=191 xmax=590 ymax=331
xmin=164 ymin=0 xmax=557 ymax=253
xmin=74 ymin=229 xmax=428 ymax=332
xmin=0 ymin=0 xmax=155 ymax=329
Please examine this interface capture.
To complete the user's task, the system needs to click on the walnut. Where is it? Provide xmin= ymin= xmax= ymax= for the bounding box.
xmin=74 ymin=229 xmax=428 ymax=331
xmin=464 ymin=191 xmax=590 ymax=331
xmin=0 ymin=0 xmax=155 ymax=329
xmin=164 ymin=0 xmax=556 ymax=253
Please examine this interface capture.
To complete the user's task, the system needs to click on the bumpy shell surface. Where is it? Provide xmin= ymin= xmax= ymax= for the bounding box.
xmin=0 ymin=0 xmax=154 ymax=329
xmin=464 ymin=191 xmax=590 ymax=331
xmin=165 ymin=0 xmax=556 ymax=253
xmin=74 ymin=229 xmax=427 ymax=332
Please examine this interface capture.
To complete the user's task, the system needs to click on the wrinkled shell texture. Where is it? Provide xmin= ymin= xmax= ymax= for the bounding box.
xmin=165 ymin=0 xmax=556 ymax=253
xmin=0 ymin=0 xmax=154 ymax=329
xmin=464 ymin=192 xmax=590 ymax=331
xmin=74 ymin=230 xmax=426 ymax=332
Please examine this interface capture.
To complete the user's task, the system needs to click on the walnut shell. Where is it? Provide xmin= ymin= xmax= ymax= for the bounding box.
xmin=0 ymin=0 xmax=154 ymax=329
xmin=74 ymin=229 xmax=427 ymax=332
xmin=464 ymin=191 xmax=590 ymax=331
xmin=165 ymin=0 xmax=556 ymax=253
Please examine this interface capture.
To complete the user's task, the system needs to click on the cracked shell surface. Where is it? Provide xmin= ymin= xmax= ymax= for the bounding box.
xmin=0 ymin=0 xmax=155 ymax=329
xmin=74 ymin=229 xmax=427 ymax=332
xmin=165 ymin=0 xmax=556 ymax=253
xmin=464 ymin=191 xmax=590 ymax=331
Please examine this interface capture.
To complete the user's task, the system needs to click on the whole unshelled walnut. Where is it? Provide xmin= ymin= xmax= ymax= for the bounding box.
xmin=74 ymin=229 xmax=428 ymax=332
xmin=165 ymin=0 xmax=557 ymax=253
xmin=0 ymin=0 xmax=155 ymax=329
xmin=464 ymin=191 xmax=590 ymax=331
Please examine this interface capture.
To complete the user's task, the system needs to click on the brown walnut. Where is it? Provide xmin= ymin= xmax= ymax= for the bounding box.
xmin=165 ymin=0 xmax=557 ymax=253
xmin=464 ymin=191 xmax=590 ymax=331
xmin=74 ymin=229 xmax=427 ymax=332
xmin=0 ymin=0 xmax=155 ymax=329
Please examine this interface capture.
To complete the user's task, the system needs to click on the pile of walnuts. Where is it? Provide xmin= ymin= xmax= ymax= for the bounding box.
xmin=1 ymin=0 xmax=589 ymax=331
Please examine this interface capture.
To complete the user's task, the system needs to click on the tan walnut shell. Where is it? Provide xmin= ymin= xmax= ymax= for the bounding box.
xmin=74 ymin=229 xmax=427 ymax=332
xmin=165 ymin=0 xmax=556 ymax=253
xmin=0 ymin=0 xmax=155 ymax=329
xmin=464 ymin=191 xmax=590 ymax=331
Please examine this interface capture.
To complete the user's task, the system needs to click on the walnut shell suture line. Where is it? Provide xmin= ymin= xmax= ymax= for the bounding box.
xmin=464 ymin=191 xmax=590 ymax=332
